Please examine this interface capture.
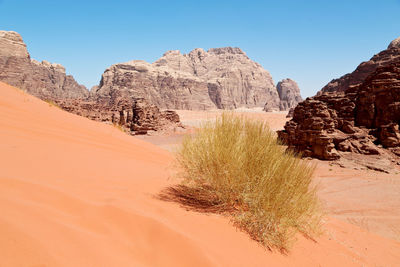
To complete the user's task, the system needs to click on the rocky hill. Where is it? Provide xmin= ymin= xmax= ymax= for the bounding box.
xmin=320 ymin=37 xmax=400 ymax=94
xmin=278 ymin=37 xmax=400 ymax=172
xmin=0 ymin=30 xmax=304 ymax=135
xmin=0 ymin=30 xmax=181 ymax=135
xmin=93 ymin=60 xmax=216 ymax=110
xmin=93 ymin=48 xmax=302 ymax=110
xmin=0 ymin=30 xmax=303 ymax=111
xmin=0 ymin=31 xmax=89 ymax=99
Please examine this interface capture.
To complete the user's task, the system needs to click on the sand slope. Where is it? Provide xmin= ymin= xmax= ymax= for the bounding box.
xmin=1 ymin=81 xmax=400 ymax=266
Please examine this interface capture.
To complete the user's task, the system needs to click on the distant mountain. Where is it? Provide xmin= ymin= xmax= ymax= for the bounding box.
xmin=0 ymin=30 xmax=88 ymax=100
xmin=93 ymin=47 xmax=302 ymax=110
xmin=0 ymin=30 xmax=303 ymax=111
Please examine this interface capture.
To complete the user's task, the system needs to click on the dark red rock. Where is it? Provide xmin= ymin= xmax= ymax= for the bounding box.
xmin=320 ymin=37 xmax=400 ymax=95
xmin=56 ymin=96 xmax=182 ymax=135
xmin=278 ymin=59 xmax=400 ymax=163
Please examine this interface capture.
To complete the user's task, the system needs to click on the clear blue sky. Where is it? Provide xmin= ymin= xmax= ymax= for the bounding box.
xmin=1 ymin=0 xmax=400 ymax=97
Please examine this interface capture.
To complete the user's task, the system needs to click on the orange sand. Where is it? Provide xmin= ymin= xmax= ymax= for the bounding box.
xmin=1 ymin=81 xmax=400 ymax=266
xmin=314 ymin=161 xmax=400 ymax=242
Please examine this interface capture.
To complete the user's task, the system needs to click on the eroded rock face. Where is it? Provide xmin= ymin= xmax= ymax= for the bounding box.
xmin=94 ymin=47 xmax=299 ymax=111
xmin=155 ymin=47 xmax=280 ymax=110
xmin=94 ymin=60 xmax=216 ymax=110
xmin=0 ymin=30 xmax=88 ymax=99
xmin=56 ymin=93 xmax=182 ymax=135
xmin=278 ymin=60 xmax=400 ymax=165
xmin=0 ymin=30 xmax=182 ymax=135
xmin=278 ymin=36 xmax=400 ymax=172
xmin=0 ymin=30 xmax=302 ymax=111
xmin=320 ymin=37 xmax=400 ymax=94
xmin=273 ymin=78 xmax=303 ymax=111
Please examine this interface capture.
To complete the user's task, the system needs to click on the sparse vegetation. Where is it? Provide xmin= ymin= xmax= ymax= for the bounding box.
xmin=174 ymin=113 xmax=322 ymax=252
xmin=44 ymin=99 xmax=60 ymax=108
xmin=112 ymin=123 xmax=126 ymax=133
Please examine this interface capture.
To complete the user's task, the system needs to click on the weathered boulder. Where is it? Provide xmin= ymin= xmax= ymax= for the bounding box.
xmin=0 ymin=30 xmax=88 ymax=99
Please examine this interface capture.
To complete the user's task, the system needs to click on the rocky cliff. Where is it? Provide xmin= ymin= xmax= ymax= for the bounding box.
xmin=56 ymin=94 xmax=182 ymax=135
xmin=0 ymin=30 xmax=88 ymax=99
xmin=278 ymin=57 xmax=400 ymax=172
xmin=93 ymin=60 xmax=216 ymax=110
xmin=94 ymin=47 xmax=302 ymax=110
xmin=320 ymin=37 xmax=400 ymax=94
xmin=0 ymin=30 xmax=181 ymax=135
xmin=276 ymin=36 xmax=400 ymax=172
xmin=0 ymin=30 xmax=304 ymax=135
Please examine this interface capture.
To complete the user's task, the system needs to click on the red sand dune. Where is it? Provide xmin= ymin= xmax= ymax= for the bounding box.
xmin=1 ymin=81 xmax=400 ymax=266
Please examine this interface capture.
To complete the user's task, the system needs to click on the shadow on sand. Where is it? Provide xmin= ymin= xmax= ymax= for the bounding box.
xmin=157 ymin=184 xmax=235 ymax=214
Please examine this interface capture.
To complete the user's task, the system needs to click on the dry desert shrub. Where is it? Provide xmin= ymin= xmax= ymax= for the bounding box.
xmin=174 ymin=113 xmax=322 ymax=252
xmin=44 ymin=99 xmax=60 ymax=108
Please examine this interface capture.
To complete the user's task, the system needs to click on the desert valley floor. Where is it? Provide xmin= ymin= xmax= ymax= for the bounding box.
xmin=1 ymin=81 xmax=400 ymax=266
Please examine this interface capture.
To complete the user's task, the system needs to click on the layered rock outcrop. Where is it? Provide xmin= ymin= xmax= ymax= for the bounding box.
xmin=93 ymin=60 xmax=216 ymax=110
xmin=320 ymin=36 xmax=400 ymax=94
xmin=155 ymin=47 xmax=280 ymax=110
xmin=94 ymin=48 xmax=302 ymax=111
xmin=56 ymin=93 xmax=182 ymax=135
xmin=0 ymin=30 xmax=88 ymax=99
xmin=278 ymin=60 xmax=400 ymax=165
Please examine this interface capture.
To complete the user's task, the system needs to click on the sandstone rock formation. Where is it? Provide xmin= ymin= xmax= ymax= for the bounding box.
xmin=278 ymin=60 xmax=400 ymax=169
xmin=1 ymin=30 xmax=304 ymax=136
xmin=273 ymin=78 xmax=303 ymax=111
xmin=0 ymin=30 xmax=88 ymax=99
xmin=278 ymin=36 xmax=400 ymax=173
xmin=56 ymin=94 xmax=182 ymax=135
xmin=320 ymin=37 xmax=400 ymax=94
xmin=0 ymin=30 xmax=182 ymax=135
xmin=93 ymin=47 xmax=302 ymax=111
xmin=286 ymin=108 xmax=295 ymax=118
xmin=1 ymin=30 xmax=303 ymax=112
xmin=93 ymin=60 xmax=216 ymax=110
xmin=155 ymin=47 xmax=280 ymax=110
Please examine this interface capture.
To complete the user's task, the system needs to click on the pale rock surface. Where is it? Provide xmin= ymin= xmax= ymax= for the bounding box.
xmin=0 ymin=30 xmax=88 ymax=99
xmin=94 ymin=47 xmax=297 ymax=110
xmin=388 ymin=36 xmax=400 ymax=49
xmin=1 ymin=30 xmax=302 ymax=112
xmin=95 ymin=60 xmax=215 ymax=110
xmin=273 ymin=78 xmax=303 ymax=111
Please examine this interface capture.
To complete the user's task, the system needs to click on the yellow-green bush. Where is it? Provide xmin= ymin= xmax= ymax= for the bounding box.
xmin=44 ymin=99 xmax=60 ymax=108
xmin=175 ymin=113 xmax=322 ymax=251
